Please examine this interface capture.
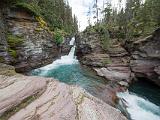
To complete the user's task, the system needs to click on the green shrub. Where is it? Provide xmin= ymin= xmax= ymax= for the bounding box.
xmin=99 ymin=27 xmax=111 ymax=50
xmin=0 ymin=56 xmax=5 ymax=62
xmin=53 ymin=30 xmax=64 ymax=45
xmin=36 ymin=16 xmax=47 ymax=29
xmin=35 ymin=27 xmax=43 ymax=32
xmin=14 ymin=2 xmax=41 ymax=16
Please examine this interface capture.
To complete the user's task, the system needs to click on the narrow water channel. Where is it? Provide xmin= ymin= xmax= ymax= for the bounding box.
xmin=117 ymin=79 xmax=160 ymax=120
xmin=31 ymin=38 xmax=107 ymax=96
xmin=31 ymin=38 xmax=160 ymax=120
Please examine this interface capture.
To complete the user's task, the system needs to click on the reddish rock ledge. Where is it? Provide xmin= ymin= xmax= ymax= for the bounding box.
xmin=0 ymin=63 xmax=127 ymax=120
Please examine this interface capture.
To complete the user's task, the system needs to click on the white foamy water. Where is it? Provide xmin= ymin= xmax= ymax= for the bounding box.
xmin=34 ymin=38 xmax=78 ymax=76
xmin=69 ymin=37 xmax=75 ymax=45
xmin=117 ymin=92 xmax=160 ymax=120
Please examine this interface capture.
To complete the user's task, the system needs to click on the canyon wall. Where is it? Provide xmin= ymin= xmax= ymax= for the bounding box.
xmin=0 ymin=5 xmax=71 ymax=72
xmin=76 ymin=28 xmax=160 ymax=86
xmin=76 ymin=28 xmax=160 ymax=105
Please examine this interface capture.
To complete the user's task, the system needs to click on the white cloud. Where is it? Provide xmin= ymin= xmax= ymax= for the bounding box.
xmin=68 ymin=0 xmax=92 ymax=31
xmin=111 ymin=0 xmax=126 ymax=10
xmin=68 ymin=0 xmax=126 ymax=31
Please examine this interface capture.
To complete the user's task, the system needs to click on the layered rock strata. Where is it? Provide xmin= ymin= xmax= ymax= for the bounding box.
xmin=128 ymin=28 xmax=160 ymax=86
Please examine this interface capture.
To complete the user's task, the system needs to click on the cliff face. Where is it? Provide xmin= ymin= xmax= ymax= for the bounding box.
xmin=0 ymin=6 xmax=11 ymax=64
xmin=76 ymin=32 xmax=108 ymax=67
xmin=76 ymin=28 xmax=160 ymax=86
xmin=128 ymin=28 xmax=160 ymax=86
xmin=76 ymin=31 xmax=132 ymax=83
xmin=76 ymin=28 xmax=160 ymax=104
xmin=76 ymin=32 xmax=131 ymax=105
xmin=0 ymin=7 xmax=60 ymax=72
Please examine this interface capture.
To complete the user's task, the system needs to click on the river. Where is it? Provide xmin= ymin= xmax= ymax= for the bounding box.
xmin=117 ymin=79 xmax=160 ymax=120
xmin=31 ymin=38 xmax=160 ymax=120
xmin=31 ymin=37 xmax=107 ymax=96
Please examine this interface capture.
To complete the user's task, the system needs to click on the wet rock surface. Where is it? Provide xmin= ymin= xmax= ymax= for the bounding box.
xmin=75 ymin=28 xmax=160 ymax=110
xmin=0 ymin=64 xmax=127 ymax=120
xmin=76 ymin=33 xmax=131 ymax=106
xmin=96 ymin=83 xmax=126 ymax=106
xmin=60 ymin=37 xmax=72 ymax=56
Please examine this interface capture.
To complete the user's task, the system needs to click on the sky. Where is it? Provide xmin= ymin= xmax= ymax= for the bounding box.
xmin=68 ymin=0 xmax=126 ymax=31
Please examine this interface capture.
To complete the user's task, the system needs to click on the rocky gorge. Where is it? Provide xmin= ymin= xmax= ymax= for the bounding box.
xmin=127 ymin=28 xmax=160 ymax=86
xmin=76 ymin=27 xmax=160 ymax=105
xmin=0 ymin=1 xmax=160 ymax=120
xmin=0 ymin=3 xmax=128 ymax=120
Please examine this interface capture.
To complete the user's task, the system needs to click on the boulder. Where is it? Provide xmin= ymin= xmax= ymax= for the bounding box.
xmin=0 ymin=75 xmax=48 ymax=116
xmin=95 ymin=83 xmax=126 ymax=106
xmin=76 ymin=30 xmax=132 ymax=107
xmin=76 ymin=33 xmax=106 ymax=67
xmin=94 ymin=67 xmax=131 ymax=82
xmin=118 ymin=81 xmax=129 ymax=87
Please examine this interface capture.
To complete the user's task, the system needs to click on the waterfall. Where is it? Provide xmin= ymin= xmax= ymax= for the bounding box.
xmin=117 ymin=92 xmax=160 ymax=120
xmin=69 ymin=37 xmax=75 ymax=45
xmin=33 ymin=37 xmax=78 ymax=76
xmin=31 ymin=37 xmax=108 ymax=99
xmin=68 ymin=45 xmax=76 ymax=58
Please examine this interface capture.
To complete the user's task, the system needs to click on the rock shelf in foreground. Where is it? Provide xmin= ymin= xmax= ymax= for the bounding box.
xmin=0 ymin=64 xmax=127 ymax=120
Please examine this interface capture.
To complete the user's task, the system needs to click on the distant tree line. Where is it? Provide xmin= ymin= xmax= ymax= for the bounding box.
xmin=101 ymin=0 xmax=160 ymax=40
xmin=4 ymin=0 xmax=78 ymax=35
xmin=84 ymin=0 xmax=160 ymax=50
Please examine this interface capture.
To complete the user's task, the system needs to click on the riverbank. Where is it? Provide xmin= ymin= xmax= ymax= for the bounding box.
xmin=0 ymin=34 xmax=128 ymax=120
xmin=75 ymin=27 xmax=160 ymax=119
xmin=76 ymin=27 xmax=160 ymax=94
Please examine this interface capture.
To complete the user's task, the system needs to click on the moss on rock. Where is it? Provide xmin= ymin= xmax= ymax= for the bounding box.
xmin=0 ymin=63 xmax=16 ymax=76
xmin=0 ymin=56 xmax=5 ymax=63
xmin=7 ymin=33 xmax=24 ymax=58
xmin=7 ymin=33 xmax=24 ymax=48
xmin=8 ymin=49 xmax=17 ymax=58
xmin=103 ymin=58 xmax=112 ymax=65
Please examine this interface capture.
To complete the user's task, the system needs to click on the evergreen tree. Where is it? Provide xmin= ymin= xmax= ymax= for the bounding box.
xmin=9 ymin=0 xmax=78 ymax=35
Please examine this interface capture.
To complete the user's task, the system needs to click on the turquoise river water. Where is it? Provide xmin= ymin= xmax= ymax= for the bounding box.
xmin=32 ymin=38 xmax=160 ymax=120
